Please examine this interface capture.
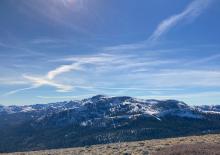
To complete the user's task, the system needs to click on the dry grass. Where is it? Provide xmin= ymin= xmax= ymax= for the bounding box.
xmin=153 ymin=143 xmax=220 ymax=155
xmin=1 ymin=134 xmax=220 ymax=155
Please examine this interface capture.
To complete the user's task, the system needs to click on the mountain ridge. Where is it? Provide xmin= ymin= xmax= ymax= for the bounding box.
xmin=0 ymin=95 xmax=220 ymax=153
xmin=0 ymin=95 xmax=219 ymax=115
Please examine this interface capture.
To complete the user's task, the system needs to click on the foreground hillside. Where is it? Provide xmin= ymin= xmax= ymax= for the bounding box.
xmin=0 ymin=95 xmax=220 ymax=152
xmin=1 ymin=134 xmax=220 ymax=155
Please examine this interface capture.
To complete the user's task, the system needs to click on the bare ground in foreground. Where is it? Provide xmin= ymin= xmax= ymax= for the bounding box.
xmin=152 ymin=143 xmax=220 ymax=155
xmin=1 ymin=134 xmax=220 ymax=155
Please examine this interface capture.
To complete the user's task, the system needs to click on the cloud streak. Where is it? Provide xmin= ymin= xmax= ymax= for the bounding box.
xmin=2 ymin=86 xmax=38 ymax=97
xmin=2 ymin=64 xmax=82 ymax=96
xmin=137 ymin=91 xmax=220 ymax=105
xmin=184 ymin=54 xmax=220 ymax=66
xmin=47 ymin=63 xmax=83 ymax=80
xmin=2 ymin=54 xmax=116 ymax=96
xmin=102 ymin=0 xmax=213 ymax=54
xmin=3 ymin=52 xmax=220 ymax=98
xmin=2 ymin=53 xmax=178 ymax=96
xmin=149 ymin=0 xmax=212 ymax=41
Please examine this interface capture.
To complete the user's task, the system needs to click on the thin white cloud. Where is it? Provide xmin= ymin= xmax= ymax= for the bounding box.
xmin=184 ymin=54 xmax=220 ymax=66
xmin=72 ymin=85 xmax=182 ymax=91
xmin=149 ymin=0 xmax=213 ymax=41
xmin=2 ymin=86 xmax=38 ymax=97
xmin=139 ymin=91 xmax=220 ymax=99
xmin=23 ymin=75 xmax=73 ymax=92
xmin=102 ymin=0 xmax=213 ymax=52
xmin=2 ymin=75 xmax=73 ymax=97
xmin=2 ymin=54 xmax=114 ymax=96
xmin=2 ymin=67 xmax=79 ymax=96
xmin=3 ymin=53 xmax=178 ymax=96
xmin=37 ymin=94 xmax=96 ymax=99
xmin=0 ymin=41 xmax=45 ymax=57
xmin=30 ymin=38 xmax=61 ymax=44
xmin=47 ymin=62 xmax=82 ymax=80
xmin=3 ymin=52 xmax=220 ymax=97
xmin=103 ymin=41 xmax=149 ymax=52
xmin=0 ymin=78 xmax=28 ymax=85
xmin=126 ymin=69 xmax=220 ymax=88
xmin=137 ymin=91 xmax=220 ymax=105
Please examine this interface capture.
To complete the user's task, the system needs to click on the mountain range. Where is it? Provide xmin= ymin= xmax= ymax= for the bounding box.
xmin=0 ymin=95 xmax=220 ymax=153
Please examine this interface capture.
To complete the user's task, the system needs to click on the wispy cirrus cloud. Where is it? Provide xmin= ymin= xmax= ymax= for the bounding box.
xmin=0 ymin=41 xmax=45 ymax=58
xmin=2 ymin=54 xmax=115 ymax=96
xmin=0 ymin=78 xmax=28 ymax=85
xmin=3 ymin=51 xmax=220 ymax=97
xmin=2 ymin=75 xmax=74 ymax=97
xmin=137 ymin=91 xmax=220 ymax=105
xmin=2 ymin=64 xmax=82 ymax=96
xmin=184 ymin=54 xmax=220 ymax=66
xmin=2 ymin=53 xmax=178 ymax=96
xmin=37 ymin=94 xmax=97 ymax=100
xmin=149 ymin=0 xmax=213 ymax=41
xmin=3 ymin=86 xmax=39 ymax=97
xmin=23 ymin=75 xmax=73 ymax=92
xmin=47 ymin=63 xmax=82 ymax=80
xmin=102 ymin=0 xmax=214 ymax=53
xmin=126 ymin=69 xmax=220 ymax=88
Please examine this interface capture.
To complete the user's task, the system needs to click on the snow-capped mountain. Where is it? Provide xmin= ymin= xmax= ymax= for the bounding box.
xmin=0 ymin=95 xmax=214 ymax=117
xmin=0 ymin=100 xmax=81 ymax=114
xmin=196 ymin=105 xmax=220 ymax=114
xmin=0 ymin=95 xmax=220 ymax=153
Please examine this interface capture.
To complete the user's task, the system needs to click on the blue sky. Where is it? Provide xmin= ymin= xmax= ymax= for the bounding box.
xmin=0 ymin=0 xmax=220 ymax=105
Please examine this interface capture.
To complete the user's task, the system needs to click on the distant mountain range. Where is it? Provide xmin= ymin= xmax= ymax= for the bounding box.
xmin=0 ymin=95 xmax=220 ymax=153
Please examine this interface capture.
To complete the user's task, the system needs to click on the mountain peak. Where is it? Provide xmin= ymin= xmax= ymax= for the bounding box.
xmin=0 ymin=96 xmax=219 ymax=118
xmin=91 ymin=94 xmax=108 ymax=99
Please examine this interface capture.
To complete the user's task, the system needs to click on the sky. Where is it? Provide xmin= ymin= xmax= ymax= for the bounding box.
xmin=0 ymin=0 xmax=220 ymax=105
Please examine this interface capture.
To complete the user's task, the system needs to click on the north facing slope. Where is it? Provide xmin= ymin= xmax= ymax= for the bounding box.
xmin=1 ymin=134 xmax=220 ymax=155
